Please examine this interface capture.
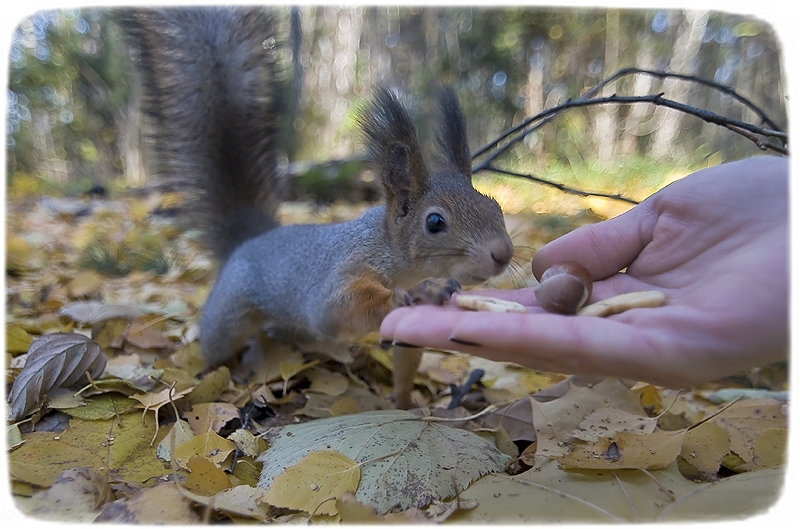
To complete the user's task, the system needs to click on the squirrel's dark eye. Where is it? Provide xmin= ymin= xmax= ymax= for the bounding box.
xmin=426 ymin=213 xmax=446 ymax=234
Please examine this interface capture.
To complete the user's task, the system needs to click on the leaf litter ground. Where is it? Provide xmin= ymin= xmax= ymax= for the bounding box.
xmin=5 ymin=191 xmax=789 ymax=523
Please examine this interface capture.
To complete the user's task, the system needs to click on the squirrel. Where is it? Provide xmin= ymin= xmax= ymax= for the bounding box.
xmin=121 ymin=7 xmax=514 ymax=408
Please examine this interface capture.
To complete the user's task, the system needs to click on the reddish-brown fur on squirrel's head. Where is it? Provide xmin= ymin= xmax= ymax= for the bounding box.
xmin=359 ymin=87 xmax=514 ymax=286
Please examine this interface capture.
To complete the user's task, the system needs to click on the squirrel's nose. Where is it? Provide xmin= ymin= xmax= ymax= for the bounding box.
xmin=490 ymin=238 xmax=514 ymax=268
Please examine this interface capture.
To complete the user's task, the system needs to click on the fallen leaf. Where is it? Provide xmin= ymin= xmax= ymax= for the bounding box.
xmin=258 ymin=409 xmax=511 ymax=514
xmin=7 ymin=424 xmax=24 ymax=449
xmin=95 ymin=482 xmax=200 ymax=523
xmin=228 ymin=428 xmax=264 ymax=458
xmin=69 ymin=270 xmax=106 ymax=298
xmin=124 ymin=319 xmax=173 ymax=349
xmin=6 ymin=324 xmax=33 ymax=354
xmin=558 ymin=430 xmax=686 ymax=470
xmin=307 ymin=368 xmax=350 ymax=396
xmin=530 ymin=378 xmax=645 ymax=458
xmin=103 ymin=353 xmax=163 ymax=391
xmin=57 ymin=393 xmax=133 ymax=421
xmin=263 ymin=450 xmax=361 ymax=516
xmin=183 ymin=402 xmax=240 ymax=434
xmin=657 ymin=467 xmax=785 ymax=522
xmin=130 ymin=385 xmax=193 ymax=444
xmin=184 ymin=365 xmax=231 ymax=404
xmin=9 ymin=435 xmax=105 ymax=488
xmin=184 ymin=455 xmax=233 ymax=495
xmin=736 ymin=428 xmax=788 ymax=471
xmin=571 ymin=407 xmax=657 ymax=442
xmin=7 ymin=332 xmax=107 ymax=421
xmin=14 ymin=467 xmax=113 ymax=523
xmin=173 ymin=430 xmax=236 ymax=469
xmin=156 ymin=419 xmax=195 ymax=462
xmin=179 ymin=484 xmax=271 ymax=521
xmin=710 ymin=399 xmax=787 ymax=464
xmin=680 ymin=421 xmax=729 ymax=480
xmin=59 ymin=301 xmax=145 ymax=324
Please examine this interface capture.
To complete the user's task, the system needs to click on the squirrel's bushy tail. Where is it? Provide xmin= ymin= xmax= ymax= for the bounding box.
xmin=121 ymin=7 xmax=283 ymax=261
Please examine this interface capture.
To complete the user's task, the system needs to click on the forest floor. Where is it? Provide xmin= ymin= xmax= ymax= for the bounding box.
xmin=5 ymin=174 xmax=788 ymax=523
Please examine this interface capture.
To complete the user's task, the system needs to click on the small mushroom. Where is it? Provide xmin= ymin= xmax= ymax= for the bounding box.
xmin=534 ymin=261 xmax=593 ymax=314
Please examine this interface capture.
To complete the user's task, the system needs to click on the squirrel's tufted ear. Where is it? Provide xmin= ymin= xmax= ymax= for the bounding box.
xmin=436 ymin=87 xmax=472 ymax=178
xmin=360 ymin=88 xmax=429 ymax=210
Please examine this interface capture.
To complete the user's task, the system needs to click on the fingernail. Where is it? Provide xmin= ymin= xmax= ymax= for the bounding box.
xmin=392 ymin=341 xmax=423 ymax=349
xmin=449 ymin=336 xmax=482 ymax=347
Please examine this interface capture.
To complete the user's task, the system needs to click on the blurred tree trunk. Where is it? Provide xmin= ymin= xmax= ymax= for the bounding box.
xmin=302 ymin=7 xmax=364 ymax=158
xmin=592 ymin=9 xmax=620 ymax=163
xmin=648 ymin=10 xmax=709 ymax=159
xmin=619 ymin=38 xmax=656 ymax=155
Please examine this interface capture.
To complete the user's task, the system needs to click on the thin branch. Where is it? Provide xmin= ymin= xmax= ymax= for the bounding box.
xmin=605 ymin=67 xmax=783 ymax=132
xmin=474 ymin=93 xmax=786 ymax=175
xmin=482 ymin=165 xmax=640 ymax=205
xmin=470 ymin=68 xmax=787 ymax=204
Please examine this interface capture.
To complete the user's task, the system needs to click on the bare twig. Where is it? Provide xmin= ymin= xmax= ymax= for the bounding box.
xmin=605 ymin=67 xmax=783 ymax=132
xmin=481 ymin=165 xmax=640 ymax=205
xmin=471 ymin=68 xmax=788 ymax=204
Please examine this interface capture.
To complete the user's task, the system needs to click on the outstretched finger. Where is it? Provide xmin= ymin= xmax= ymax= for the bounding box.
xmin=532 ymin=201 xmax=657 ymax=281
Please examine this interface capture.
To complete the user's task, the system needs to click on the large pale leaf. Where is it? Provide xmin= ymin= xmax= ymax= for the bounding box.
xmin=257 ymin=409 xmax=511 ymax=514
xmin=450 ymin=458 xmax=782 ymax=523
xmin=7 ymin=332 xmax=107 ymax=421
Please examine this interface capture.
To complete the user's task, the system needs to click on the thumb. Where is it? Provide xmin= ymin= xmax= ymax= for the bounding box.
xmin=531 ymin=201 xmax=656 ymax=281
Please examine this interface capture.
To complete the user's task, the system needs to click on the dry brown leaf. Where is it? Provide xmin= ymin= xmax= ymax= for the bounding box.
xmin=179 ymin=484 xmax=271 ymax=521
xmin=7 ymin=332 xmax=107 ymax=421
xmin=124 ymin=318 xmax=173 ymax=349
xmin=95 ymin=482 xmax=201 ymax=524
xmin=130 ymin=385 xmax=193 ymax=444
xmin=558 ymin=430 xmax=686 ymax=470
xmin=183 ymin=402 xmax=240 ymax=434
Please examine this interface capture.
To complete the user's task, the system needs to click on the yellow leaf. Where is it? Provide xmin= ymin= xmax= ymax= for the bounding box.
xmin=308 ymin=369 xmax=350 ymax=396
xmin=6 ymin=324 xmax=32 ymax=354
xmin=711 ymin=399 xmax=787 ymax=464
xmin=173 ymin=430 xmax=236 ymax=469
xmin=9 ymin=435 xmax=103 ymax=487
xmin=558 ymin=430 xmax=686 ymax=470
xmin=156 ymin=419 xmax=195 ymax=462
xmin=184 ymin=364 xmax=230 ymax=404
xmin=96 ymin=482 xmax=200 ymax=523
xmin=738 ymin=428 xmax=788 ymax=471
xmin=227 ymin=428 xmax=262 ymax=458
xmin=92 ymin=318 xmax=128 ymax=349
xmin=9 ymin=414 xmax=170 ymax=487
xmin=680 ymin=422 xmax=730 ymax=479
xmin=330 ymin=396 xmax=361 ymax=416
xmin=279 ymin=359 xmax=319 ymax=382
xmin=264 ymin=450 xmax=361 ymax=516
xmin=184 ymin=455 xmax=233 ymax=495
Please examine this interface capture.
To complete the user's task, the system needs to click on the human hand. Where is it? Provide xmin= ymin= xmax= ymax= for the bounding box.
xmin=380 ymin=156 xmax=788 ymax=387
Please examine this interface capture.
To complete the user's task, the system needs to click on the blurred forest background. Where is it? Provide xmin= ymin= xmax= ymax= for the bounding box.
xmin=5 ymin=6 xmax=787 ymax=206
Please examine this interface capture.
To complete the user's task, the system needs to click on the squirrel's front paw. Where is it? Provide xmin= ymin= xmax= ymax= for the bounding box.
xmin=394 ymin=278 xmax=461 ymax=308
